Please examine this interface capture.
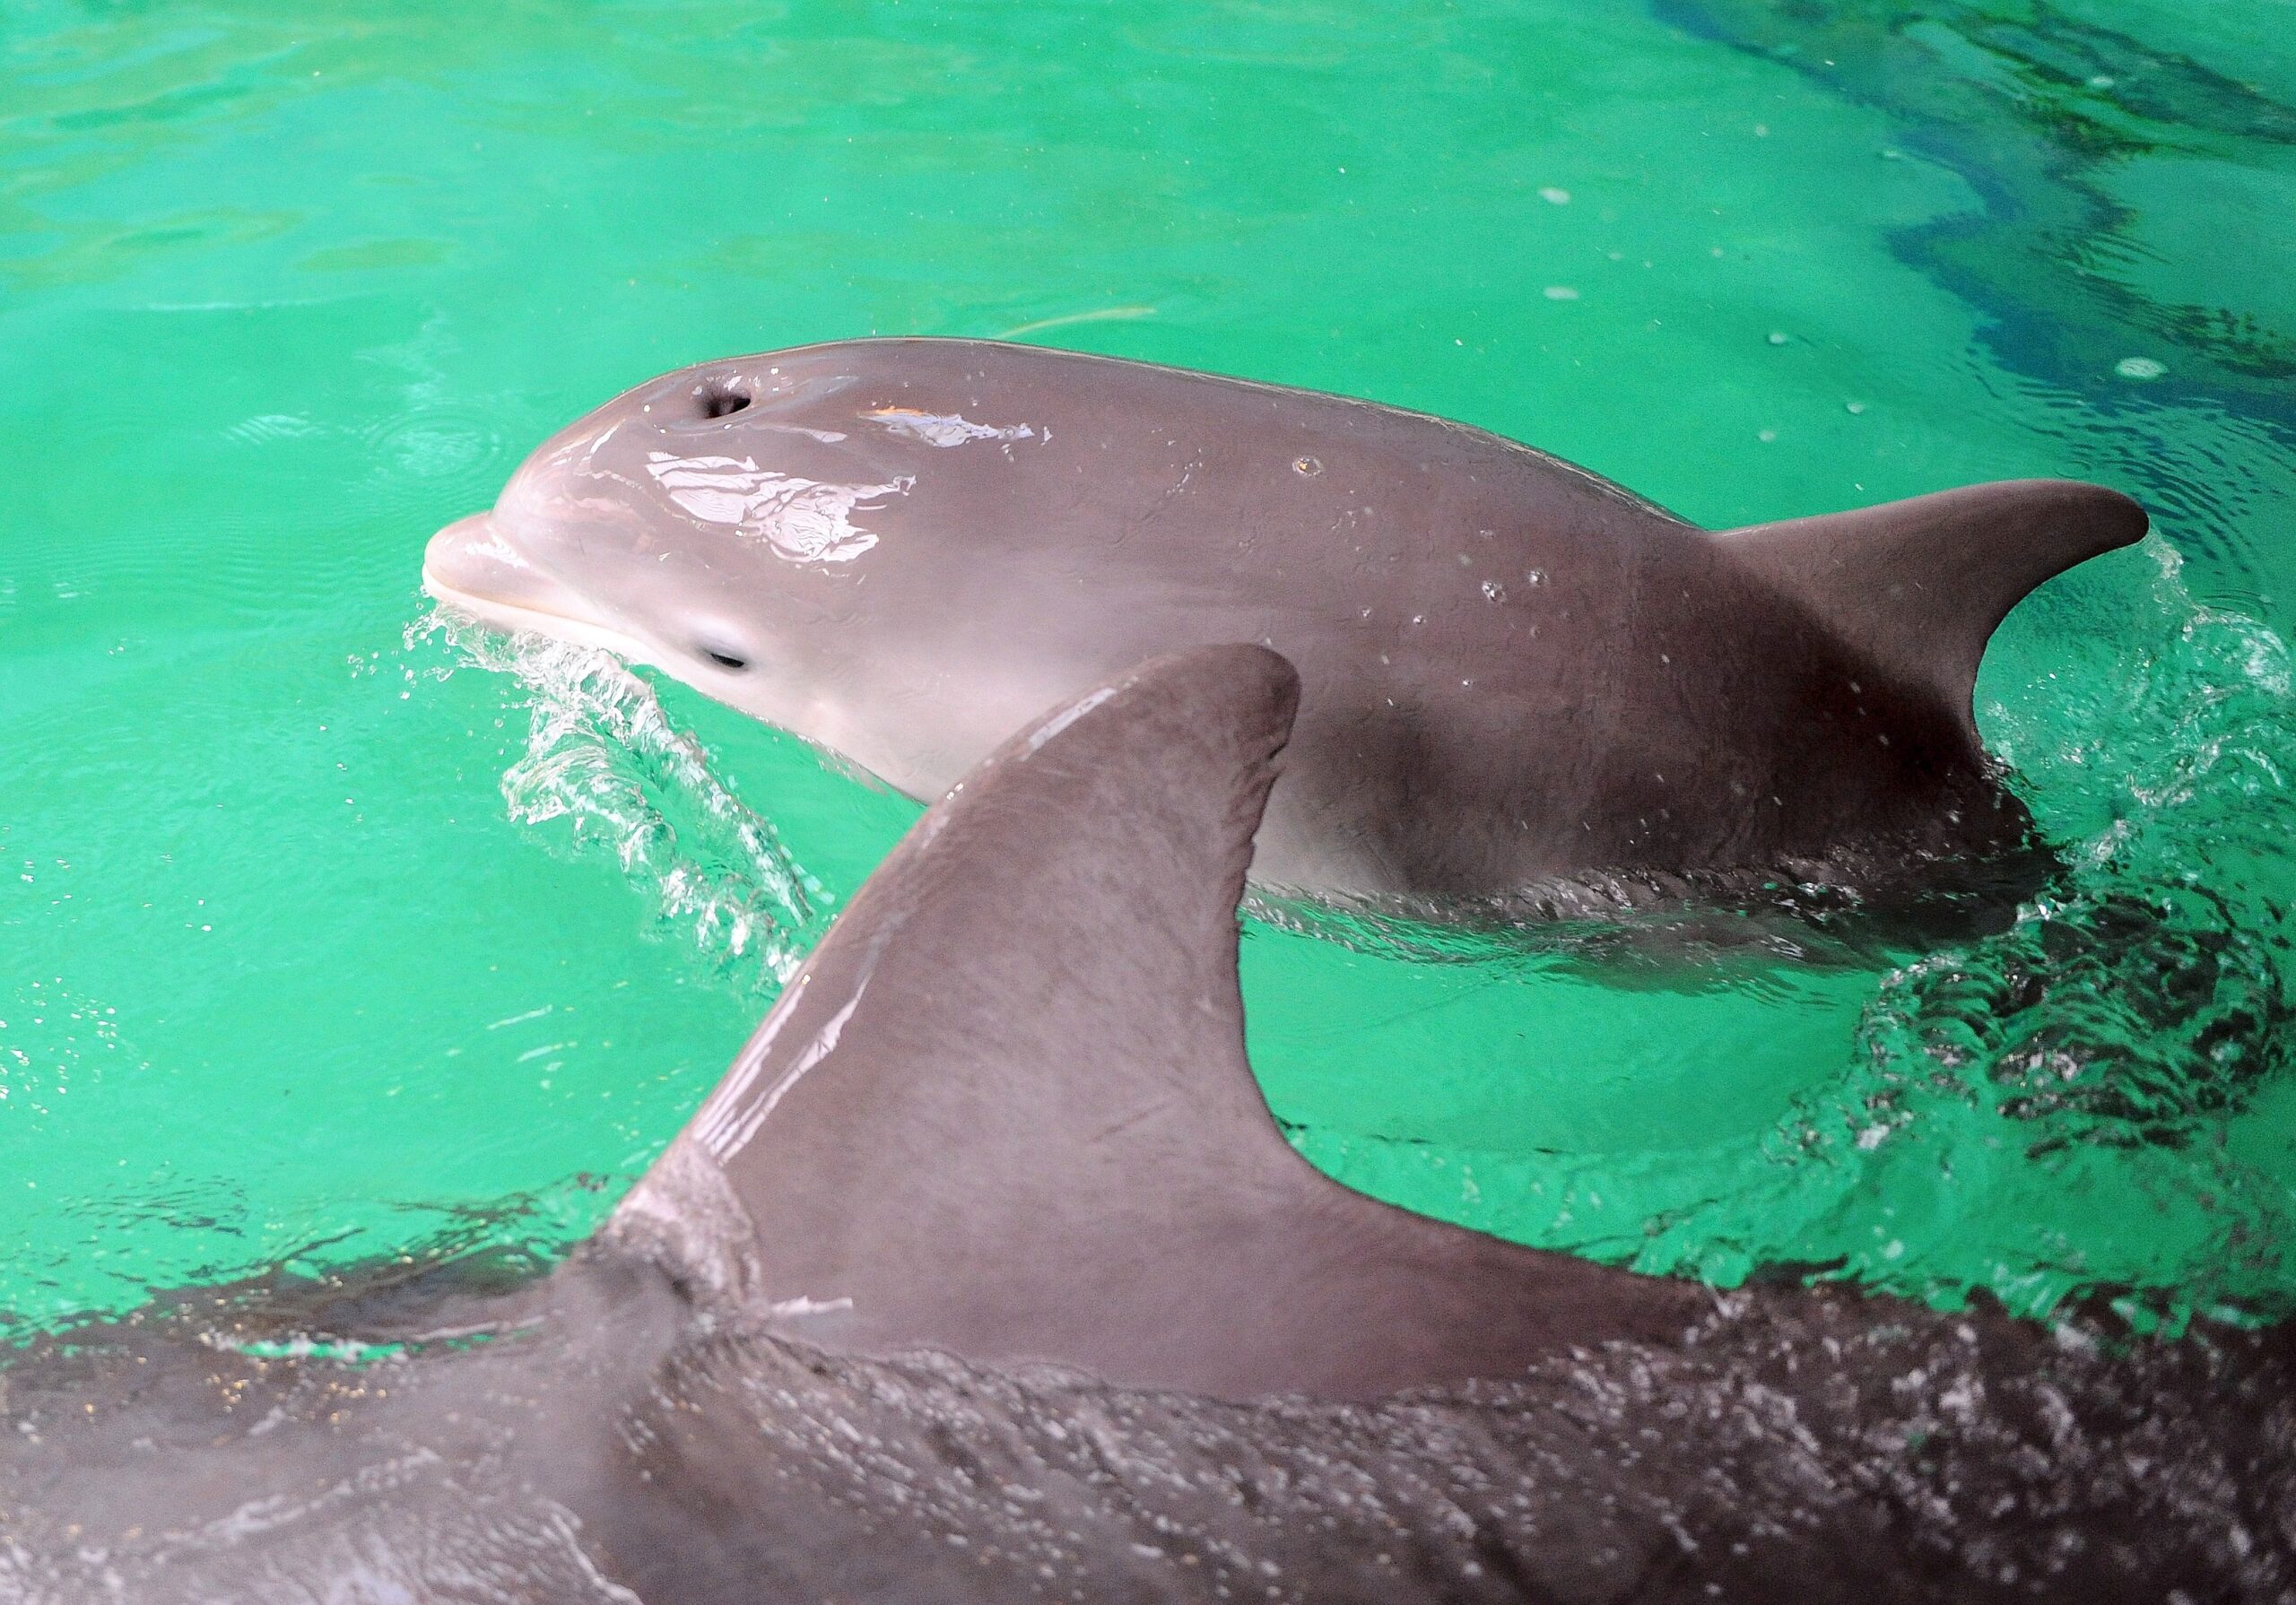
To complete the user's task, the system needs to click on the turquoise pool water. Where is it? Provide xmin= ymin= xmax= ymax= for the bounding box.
xmin=3 ymin=0 xmax=2292 ymax=1335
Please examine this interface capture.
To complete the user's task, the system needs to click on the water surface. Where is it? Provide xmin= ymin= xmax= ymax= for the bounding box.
xmin=3 ymin=0 xmax=2292 ymax=1333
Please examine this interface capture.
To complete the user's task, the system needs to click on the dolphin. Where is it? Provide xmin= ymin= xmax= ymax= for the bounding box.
xmin=4 ymin=646 xmax=2291 ymax=1601
xmin=606 ymin=642 xmax=1705 ymax=1400
xmin=422 ymin=337 xmax=2148 ymax=916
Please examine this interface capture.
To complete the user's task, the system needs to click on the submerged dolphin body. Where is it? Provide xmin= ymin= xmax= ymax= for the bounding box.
xmin=4 ymin=647 xmax=2292 ymax=1601
xmin=423 ymin=337 xmax=2147 ymax=914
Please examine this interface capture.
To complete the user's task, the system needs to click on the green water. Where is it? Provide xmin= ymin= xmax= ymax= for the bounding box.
xmin=4 ymin=0 xmax=2292 ymax=1334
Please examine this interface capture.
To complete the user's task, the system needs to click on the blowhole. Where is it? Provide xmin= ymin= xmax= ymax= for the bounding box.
xmin=699 ymin=386 xmax=752 ymax=420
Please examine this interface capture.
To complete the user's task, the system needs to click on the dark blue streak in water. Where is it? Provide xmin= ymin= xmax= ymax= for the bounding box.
xmin=1652 ymin=0 xmax=2296 ymax=594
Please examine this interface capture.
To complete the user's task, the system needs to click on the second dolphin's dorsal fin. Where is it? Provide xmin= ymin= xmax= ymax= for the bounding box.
xmin=617 ymin=644 xmax=1701 ymax=1401
xmin=1718 ymin=480 xmax=2147 ymax=725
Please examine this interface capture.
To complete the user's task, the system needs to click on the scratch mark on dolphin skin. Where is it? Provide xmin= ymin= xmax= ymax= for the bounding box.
xmin=643 ymin=451 xmax=908 ymax=564
xmin=1024 ymin=685 xmax=1118 ymax=754
xmin=692 ymin=975 xmax=872 ymax=1161
xmin=864 ymin=406 xmax=1037 ymax=448
xmin=1089 ymin=1099 xmax=1174 ymax=1147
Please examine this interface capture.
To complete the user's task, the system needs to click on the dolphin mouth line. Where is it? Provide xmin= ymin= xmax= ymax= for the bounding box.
xmin=421 ymin=565 xmax=663 ymax=668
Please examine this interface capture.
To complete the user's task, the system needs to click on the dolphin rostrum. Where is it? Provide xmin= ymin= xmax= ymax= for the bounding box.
xmin=4 ymin=646 xmax=2291 ymax=1601
xmin=423 ymin=337 xmax=2149 ymax=915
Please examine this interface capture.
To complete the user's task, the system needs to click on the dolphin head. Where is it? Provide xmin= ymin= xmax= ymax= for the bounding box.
xmin=422 ymin=355 xmax=1023 ymax=787
xmin=424 ymin=360 xmax=864 ymax=697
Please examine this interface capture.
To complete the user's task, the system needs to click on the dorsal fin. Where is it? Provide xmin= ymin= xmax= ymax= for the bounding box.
xmin=1719 ymin=479 xmax=2147 ymax=724
xmin=613 ymin=644 xmax=1701 ymax=1400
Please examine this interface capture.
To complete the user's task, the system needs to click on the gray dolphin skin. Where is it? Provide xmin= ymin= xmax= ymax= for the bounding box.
xmin=5 ymin=646 xmax=2293 ymax=1604
xmin=422 ymin=337 xmax=2148 ymax=914
xmin=609 ymin=643 xmax=1703 ymax=1401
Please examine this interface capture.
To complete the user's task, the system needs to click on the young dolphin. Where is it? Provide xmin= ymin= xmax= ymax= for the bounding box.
xmin=6 ymin=646 xmax=2292 ymax=1602
xmin=422 ymin=337 xmax=2149 ymax=914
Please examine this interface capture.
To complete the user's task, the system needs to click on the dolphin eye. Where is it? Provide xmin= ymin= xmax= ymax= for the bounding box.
xmin=700 ymin=645 xmax=751 ymax=672
xmin=699 ymin=385 xmax=751 ymax=420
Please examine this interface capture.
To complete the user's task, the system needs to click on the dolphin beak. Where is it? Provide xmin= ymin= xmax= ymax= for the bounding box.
xmin=422 ymin=512 xmax=665 ymax=666
xmin=423 ymin=513 xmax=587 ymax=629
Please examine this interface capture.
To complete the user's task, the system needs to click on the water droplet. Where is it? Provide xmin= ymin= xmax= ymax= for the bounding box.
xmin=1292 ymin=455 xmax=1323 ymax=476
xmin=1524 ymin=569 xmax=1546 ymax=587
xmin=1538 ymin=186 xmax=1570 ymax=204
xmin=1482 ymin=579 xmax=1506 ymax=603
xmin=1543 ymin=285 xmax=1579 ymax=301
xmin=2115 ymin=357 xmax=2167 ymax=380
xmin=1758 ymin=429 xmax=1779 ymax=443
xmin=1767 ymin=331 xmax=1787 ymax=346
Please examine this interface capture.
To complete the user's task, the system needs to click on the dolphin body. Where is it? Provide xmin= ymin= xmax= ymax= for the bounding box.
xmin=422 ymin=338 xmax=2148 ymax=915
xmin=4 ymin=646 xmax=2291 ymax=1602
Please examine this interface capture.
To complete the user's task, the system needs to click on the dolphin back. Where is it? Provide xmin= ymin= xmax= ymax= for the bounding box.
xmin=612 ymin=642 xmax=1701 ymax=1399
xmin=1719 ymin=479 xmax=2148 ymax=727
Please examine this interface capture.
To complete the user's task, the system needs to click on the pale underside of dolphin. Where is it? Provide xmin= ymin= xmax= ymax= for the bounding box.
xmin=422 ymin=337 xmax=2149 ymax=912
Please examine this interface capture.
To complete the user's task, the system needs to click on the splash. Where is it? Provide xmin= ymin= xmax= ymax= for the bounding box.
xmin=1772 ymin=543 xmax=2296 ymax=1321
xmin=411 ymin=609 xmax=829 ymax=991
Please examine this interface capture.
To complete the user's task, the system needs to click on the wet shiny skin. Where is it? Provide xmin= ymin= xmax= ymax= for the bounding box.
xmin=423 ymin=339 xmax=2136 ymax=909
